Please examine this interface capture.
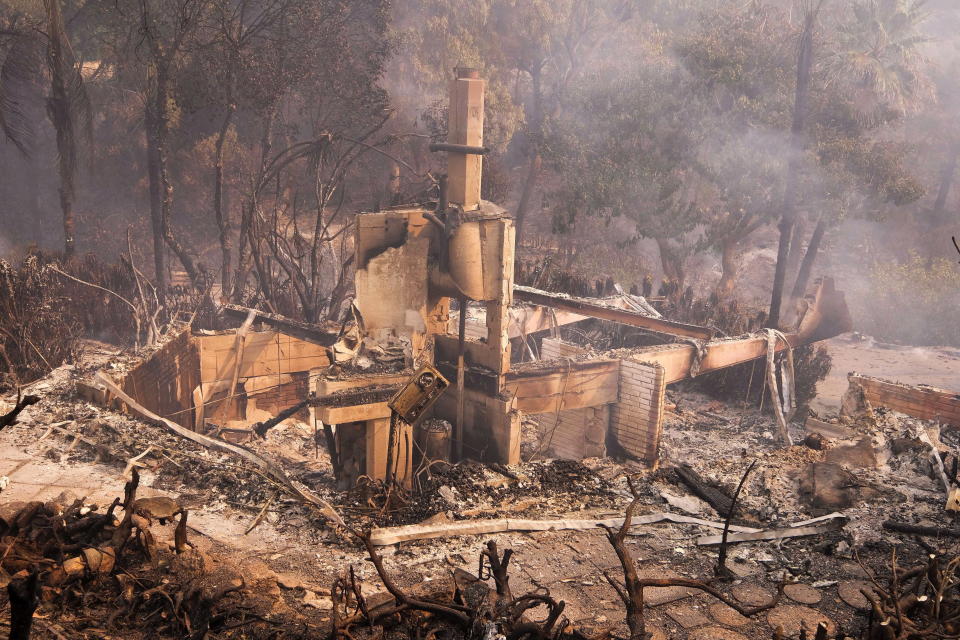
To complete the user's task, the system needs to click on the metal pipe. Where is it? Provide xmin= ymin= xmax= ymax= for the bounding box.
xmin=438 ymin=174 xmax=449 ymax=212
xmin=455 ymin=295 xmax=467 ymax=462
xmin=429 ymin=142 xmax=490 ymax=155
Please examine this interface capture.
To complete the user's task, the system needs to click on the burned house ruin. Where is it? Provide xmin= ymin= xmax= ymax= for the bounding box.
xmin=85 ymin=71 xmax=853 ymax=490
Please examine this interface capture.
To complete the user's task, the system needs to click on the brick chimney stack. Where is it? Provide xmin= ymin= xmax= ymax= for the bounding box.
xmin=446 ymin=67 xmax=484 ymax=210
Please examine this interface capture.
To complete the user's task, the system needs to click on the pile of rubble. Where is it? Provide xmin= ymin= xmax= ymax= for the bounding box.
xmin=5 ymin=348 xmax=960 ymax=638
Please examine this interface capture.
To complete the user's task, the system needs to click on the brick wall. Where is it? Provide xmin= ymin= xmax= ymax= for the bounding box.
xmin=851 ymin=374 xmax=960 ymax=428
xmin=248 ymin=372 xmax=310 ymax=420
xmin=121 ymin=329 xmax=200 ymax=429
xmin=534 ymin=338 xmax=607 ymax=459
xmin=610 ymin=359 xmax=666 ymax=465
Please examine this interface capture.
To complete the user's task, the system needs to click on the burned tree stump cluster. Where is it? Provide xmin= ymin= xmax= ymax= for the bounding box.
xmin=0 ymin=470 xmax=262 ymax=639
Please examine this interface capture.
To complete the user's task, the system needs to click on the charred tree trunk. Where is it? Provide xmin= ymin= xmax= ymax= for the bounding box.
xmin=656 ymin=236 xmax=685 ymax=295
xmin=48 ymin=78 xmax=75 ymax=260
xmin=785 ymin=212 xmax=807 ymax=286
xmin=789 ymin=213 xmax=826 ymax=304
xmin=44 ymin=0 xmax=79 ymax=260
xmin=7 ymin=572 xmax=39 ymax=640
xmin=147 ymin=65 xmax=200 ymax=293
xmin=145 ymin=98 xmax=168 ymax=298
xmin=717 ymin=236 xmax=740 ymax=298
xmin=233 ymin=104 xmax=277 ymax=301
xmin=934 ymin=143 xmax=960 ymax=218
xmin=514 ymin=65 xmax=543 ymax=245
xmin=768 ymin=10 xmax=816 ymax=328
xmin=214 ymin=71 xmax=237 ymax=297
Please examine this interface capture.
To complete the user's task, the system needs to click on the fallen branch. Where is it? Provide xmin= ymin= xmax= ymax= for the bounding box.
xmin=716 ymin=460 xmax=756 ymax=577
xmin=697 ymin=523 xmax=842 ymax=546
xmin=368 ymin=512 xmax=761 ymax=546
xmin=96 ymin=371 xmax=345 ymax=528
xmin=357 ymin=529 xmax=472 ymax=626
xmin=244 ymin=492 xmax=278 ymax=535
xmin=0 ymin=391 xmax=40 ymax=430
xmin=602 ymin=476 xmax=783 ymax=640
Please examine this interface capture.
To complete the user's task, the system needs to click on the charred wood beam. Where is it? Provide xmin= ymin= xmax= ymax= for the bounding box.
xmin=253 ymin=398 xmax=311 ymax=438
xmin=429 ymin=142 xmax=489 ymax=155
xmin=220 ymin=303 xmax=338 ymax=346
xmin=513 ymin=284 xmax=714 ymax=340
xmin=883 ymin=521 xmax=960 ymax=538
xmin=675 ymin=464 xmax=735 ymax=518
xmin=7 ymin=571 xmax=39 ymax=640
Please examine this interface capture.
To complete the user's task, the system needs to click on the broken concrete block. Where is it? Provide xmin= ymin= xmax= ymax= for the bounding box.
xmin=840 ymin=379 xmax=873 ymax=419
xmin=799 ymin=463 xmax=859 ymax=513
xmin=666 ymin=603 xmax=711 ymax=629
xmin=804 ymin=416 xmax=854 ymax=440
xmin=660 ymin=490 xmax=706 ymax=515
xmin=783 ymin=583 xmax=822 ymax=605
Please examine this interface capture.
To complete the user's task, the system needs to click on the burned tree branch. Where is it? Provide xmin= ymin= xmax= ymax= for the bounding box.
xmin=717 ymin=460 xmax=757 ymax=578
xmin=7 ymin=571 xmax=40 ymax=640
xmin=356 ymin=529 xmax=472 ymax=626
xmin=603 ymin=475 xmax=782 ymax=639
xmin=0 ymin=390 xmax=40 ymax=430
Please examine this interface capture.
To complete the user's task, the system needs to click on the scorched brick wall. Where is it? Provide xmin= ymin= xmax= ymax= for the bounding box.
xmin=610 ymin=359 xmax=665 ymax=465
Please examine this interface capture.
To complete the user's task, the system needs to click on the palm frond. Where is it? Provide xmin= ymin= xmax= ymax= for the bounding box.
xmin=0 ymin=33 xmax=44 ymax=155
xmin=43 ymin=0 xmax=92 ymax=183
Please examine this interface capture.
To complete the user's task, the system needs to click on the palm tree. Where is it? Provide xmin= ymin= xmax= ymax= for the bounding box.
xmin=0 ymin=0 xmax=92 ymax=259
xmin=823 ymin=0 xmax=930 ymax=117
xmin=787 ymin=0 xmax=930 ymax=306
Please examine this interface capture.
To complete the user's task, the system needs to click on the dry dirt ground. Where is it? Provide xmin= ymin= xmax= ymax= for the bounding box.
xmin=2 ymin=334 xmax=959 ymax=638
xmin=814 ymin=333 xmax=960 ymax=413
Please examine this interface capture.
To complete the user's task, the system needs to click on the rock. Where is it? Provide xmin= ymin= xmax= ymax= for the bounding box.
xmin=708 ymin=603 xmax=749 ymax=627
xmin=825 ymin=437 xmax=878 ymax=469
xmin=838 ymin=580 xmax=877 ymax=610
xmin=239 ymin=557 xmax=276 ymax=581
xmin=799 ymin=462 xmax=859 ymax=513
xmin=302 ymin=590 xmax=333 ymax=610
xmin=661 ymin=490 xmax=706 ymax=515
xmin=767 ymin=605 xmax=835 ymax=638
xmin=730 ymin=583 xmax=775 ymax=607
xmin=170 ymin=549 xmax=211 ymax=579
xmin=275 ymin=572 xmax=306 ymax=590
xmin=666 ymin=603 xmax=711 ymax=629
xmin=688 ymin=627 xmax=750 ymax=640
xmin=783 ymin=583 xmax=822 ymax=605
